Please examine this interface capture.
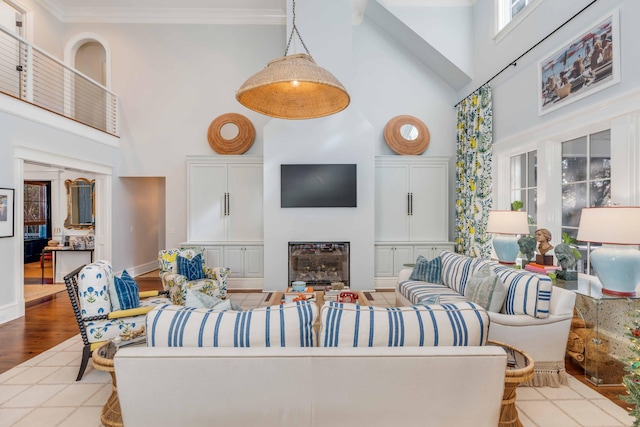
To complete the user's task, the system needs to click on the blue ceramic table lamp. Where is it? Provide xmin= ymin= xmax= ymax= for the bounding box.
xmin=487 ymin=210 xmax=531 ymax=265
xmin=577 ymin=207 xmax=640 ymax=297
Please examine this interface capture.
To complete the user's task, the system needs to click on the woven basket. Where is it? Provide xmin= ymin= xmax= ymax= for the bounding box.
xmin=383 ymin=115 xmax=430 ymax=155
xmin=207 ymin=113 xmax=255 ymax=155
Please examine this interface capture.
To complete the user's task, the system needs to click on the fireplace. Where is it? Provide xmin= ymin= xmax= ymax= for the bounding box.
xmin=288 ymin=242 xmax=350 ymax=290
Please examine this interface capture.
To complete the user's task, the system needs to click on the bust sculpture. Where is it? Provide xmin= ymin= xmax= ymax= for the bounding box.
xmin=535 ymin=228 xmax=554 ymax=255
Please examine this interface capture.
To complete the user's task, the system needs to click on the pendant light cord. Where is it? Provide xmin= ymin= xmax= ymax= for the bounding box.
xmin=454 ymin=0 xmax=600 ymax=107
xmin=284 ymin=0 xmax=310 ymax=56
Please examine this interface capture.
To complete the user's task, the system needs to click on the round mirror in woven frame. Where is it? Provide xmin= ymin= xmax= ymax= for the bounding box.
xmin=207 ymin=113 xmax=256 ymax=154
xmin=383 ymin=115 xmax=430 ymax=155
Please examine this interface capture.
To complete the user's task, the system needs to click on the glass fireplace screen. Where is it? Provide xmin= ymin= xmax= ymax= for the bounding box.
xmin=288 ymin=242 xmax=350 ymax=290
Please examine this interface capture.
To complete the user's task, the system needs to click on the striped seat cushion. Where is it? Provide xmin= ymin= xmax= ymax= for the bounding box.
xmin=440 ymin=251 xmax=491 ymax=295
xmin=492 ymin=265 xmax=552 ymax=319
xmin=146 ymin=301 xmax=318 ymax=348
xmin=320 ymin=302 xmax=489 ymax=347
xmin=398 ymin=281 xmax=468 ymax=305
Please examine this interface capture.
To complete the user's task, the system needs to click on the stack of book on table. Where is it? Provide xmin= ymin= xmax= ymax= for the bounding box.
xmin=324 ymin=287 xmax=351 ymax=302
xmin=524 ymin=263 xmax=561 ymax=275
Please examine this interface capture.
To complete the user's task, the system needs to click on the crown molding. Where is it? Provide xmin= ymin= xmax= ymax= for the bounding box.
xmin=33 ymin=2 xmax=286 ymax=25
xmin=381 ymin=0 xmax=475 ymax=6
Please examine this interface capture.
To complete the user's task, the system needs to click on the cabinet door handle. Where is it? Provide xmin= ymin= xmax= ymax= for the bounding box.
xmin=410 ymin=193 xmax=413 ymax=215
xmin=407 ymin=193 xmax=411 ymax=216
xmin=227 ymin=193 xmax=231 ymax=216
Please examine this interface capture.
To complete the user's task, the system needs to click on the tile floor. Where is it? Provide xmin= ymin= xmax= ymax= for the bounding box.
xmin=0 ymin=291 xmax=634 ymax=427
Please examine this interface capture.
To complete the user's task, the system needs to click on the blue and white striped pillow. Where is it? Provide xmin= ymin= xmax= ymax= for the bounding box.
xmin=146 ymin=301 xmax=318 ymax=347
xmin=492 ymin=265 xmax=552 ymax=319
xmin=440 ymin=251 xmax=491 ymax=295
xmin=409 ymin=255 xmax=442 ymax=283
xmin=320 ymin=301 xmax=489 ymax=347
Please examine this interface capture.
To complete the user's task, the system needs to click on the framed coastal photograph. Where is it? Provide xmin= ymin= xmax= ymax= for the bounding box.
xmin=538 ymin=11 xmax=620 ymax=115
xmin=0 ymin=188 xmax=15 ymax=238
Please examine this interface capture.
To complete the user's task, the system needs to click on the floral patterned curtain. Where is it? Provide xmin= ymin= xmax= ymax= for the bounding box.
xmin=455 ymin=84 xmax=493 ymax=258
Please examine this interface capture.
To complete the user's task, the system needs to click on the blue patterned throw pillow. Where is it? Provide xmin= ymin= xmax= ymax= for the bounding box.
xmin=409 ymin=255 xmax=442 ymax=283
xmin=177 ymin=253 xmax=205 ymax=281
xmin=110 ymin=270 xmax=140 ymax=311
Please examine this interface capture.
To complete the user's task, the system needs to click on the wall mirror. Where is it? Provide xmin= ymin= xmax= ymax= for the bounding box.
xmin=383 ymin=115 xmax=431 ymax=155
xmin=64 ymin=178 xmax=95 ymax=229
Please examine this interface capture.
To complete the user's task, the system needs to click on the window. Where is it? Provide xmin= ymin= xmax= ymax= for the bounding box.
xmin=510 ymin=150 xmax=537 ymax=232
xmin=496 ymin=0 xmax=544 ymax=36
xmin=23 ymin=181 xmax=48 ymax=239
xmin=561 ymin=129 xmax=611 ymax=272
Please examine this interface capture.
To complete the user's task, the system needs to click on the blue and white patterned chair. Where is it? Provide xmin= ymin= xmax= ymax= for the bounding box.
xmin=158 ymin=248 xmax=229 ymax=306
xmin=64 ymin=261 xmax=170 ymax=381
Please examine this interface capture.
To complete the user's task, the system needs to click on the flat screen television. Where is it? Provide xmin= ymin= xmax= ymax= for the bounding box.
xmin=281 ymin=164 xmax=357 ymax=208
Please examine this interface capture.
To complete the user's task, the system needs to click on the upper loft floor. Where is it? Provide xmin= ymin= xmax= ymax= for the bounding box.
xmin=0 ymin=23 xmax=118 ymax=136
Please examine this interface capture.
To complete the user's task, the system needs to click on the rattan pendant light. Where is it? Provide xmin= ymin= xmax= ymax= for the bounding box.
xmin=236 ymin=0 xmax=350 ymax=120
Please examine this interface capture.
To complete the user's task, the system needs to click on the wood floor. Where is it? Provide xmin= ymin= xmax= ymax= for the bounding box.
xmin=0 ymin=275 xmax=631 ymax=412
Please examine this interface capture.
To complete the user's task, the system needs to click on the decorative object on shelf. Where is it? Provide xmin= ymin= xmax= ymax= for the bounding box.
xmin=207 ymin=113 xmax=256 ymax=155
xmin=383 ymin=115 xmax=430 ymax=155
xmin=538 ymin=11 xmax=619 ymax=116
xmin=517 ymin=236 xmax=536 ymax=265
xmin=235 ymin=0 xmax=349 ymax=119
xmin=534 ymin=228 xmax=554 ymax=265
xmin=292 ymin=281 xmax=306 ymax=292
xmin=555 ymin=243 xmax=578 ymax=281
xmin=0 ymin=187 xmax=14 ymax=238
xmin=487 ymin=210 xmax=530 ymax=265
xmin=577 ymin=206 xmax=640 ymax=296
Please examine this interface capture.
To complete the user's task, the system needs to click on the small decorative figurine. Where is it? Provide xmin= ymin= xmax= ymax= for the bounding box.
xmin=517 ymin=236 xmax=536 ymax=263
xmin=535 ymin=228 xmax=554 ymax=255
xmin=554 ymin=243 xmax=578 ymax=281
xmin=534 ymin=228 xmax=554 ymax=265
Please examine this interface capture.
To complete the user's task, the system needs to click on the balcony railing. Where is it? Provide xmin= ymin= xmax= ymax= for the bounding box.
xmin=0 ymin=25 xmax=118 ymax=136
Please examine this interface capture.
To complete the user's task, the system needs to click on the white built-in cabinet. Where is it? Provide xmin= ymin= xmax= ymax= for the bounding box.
xmin=185 ymin=156 xmax=264 ymax=280
xmin=375 ymin=157 xmax=454 ymax=280
xmin=374 ymin=243 xmax=455 ymax=277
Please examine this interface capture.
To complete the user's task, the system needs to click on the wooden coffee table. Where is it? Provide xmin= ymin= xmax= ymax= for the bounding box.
xmin=268 ymin=290 xmax=370 ymax=333
xmin=488 ymin=340 xmax=535 ymax=427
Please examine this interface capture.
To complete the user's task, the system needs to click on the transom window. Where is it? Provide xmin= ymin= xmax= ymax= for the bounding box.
xmin=510 ymin=150 xmax=537 ymax=231
xmin=496 ymin=0 xmax=543 ymax=35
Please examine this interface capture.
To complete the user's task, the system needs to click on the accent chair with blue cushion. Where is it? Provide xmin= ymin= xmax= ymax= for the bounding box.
xmin=64 ymin=261 xmax=171 ymax=381
xmin=157 ymin=248 xmax=229 ymax=306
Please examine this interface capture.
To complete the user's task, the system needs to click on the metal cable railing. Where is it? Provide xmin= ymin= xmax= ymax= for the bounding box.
xmin=0 ymin=26 xmax=118 ymax=136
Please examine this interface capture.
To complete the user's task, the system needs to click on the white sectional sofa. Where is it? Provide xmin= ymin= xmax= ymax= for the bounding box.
xmin=114 ymin=300 xmax=507 ymax=426
xmin=396 ymin=250 xmax=576 ymax=386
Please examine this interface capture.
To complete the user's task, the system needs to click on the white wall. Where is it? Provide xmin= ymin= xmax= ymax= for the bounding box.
xmin=386 ymin=5 xmax=473 ymax=77
xmin=466 ymin=0 xmax=640 ymax=142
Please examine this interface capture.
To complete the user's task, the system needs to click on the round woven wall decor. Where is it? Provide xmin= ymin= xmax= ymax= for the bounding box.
xmin=383 ymin=115 xmax=430 ymax=155
xmin=207 ymin=113 xmax=256 ymax=155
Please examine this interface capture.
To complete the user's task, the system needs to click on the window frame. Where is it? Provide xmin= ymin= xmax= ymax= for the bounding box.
xmin=494 ymin=0 xmax=545 ymax=43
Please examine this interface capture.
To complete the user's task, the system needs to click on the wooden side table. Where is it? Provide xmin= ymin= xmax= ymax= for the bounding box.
xmin=92 ymin=341 xmax=122 ymax=427
xmin=488 ymin=340 xmax=535 ymax=427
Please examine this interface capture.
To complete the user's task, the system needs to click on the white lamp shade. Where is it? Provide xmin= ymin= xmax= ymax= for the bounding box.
xmin=577 ymin=207 xmax=640 ymax=244
xmin=486 ymin=210 xmax=530 ymax=235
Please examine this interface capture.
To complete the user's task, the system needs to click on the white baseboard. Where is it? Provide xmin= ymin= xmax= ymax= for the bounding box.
xmin=227 ymin=278 xmax=264 ymax=290
xmin=0 ymin=301 xmax=25 ymax=326
xmin=120 ymin=261 xmax=157 ymax=278
xmin=374 ymin=277 xmax=398 ymax=290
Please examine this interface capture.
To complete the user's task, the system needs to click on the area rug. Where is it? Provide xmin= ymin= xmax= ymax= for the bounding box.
xmin=24 ymin=285 xmax=67 ymax=303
